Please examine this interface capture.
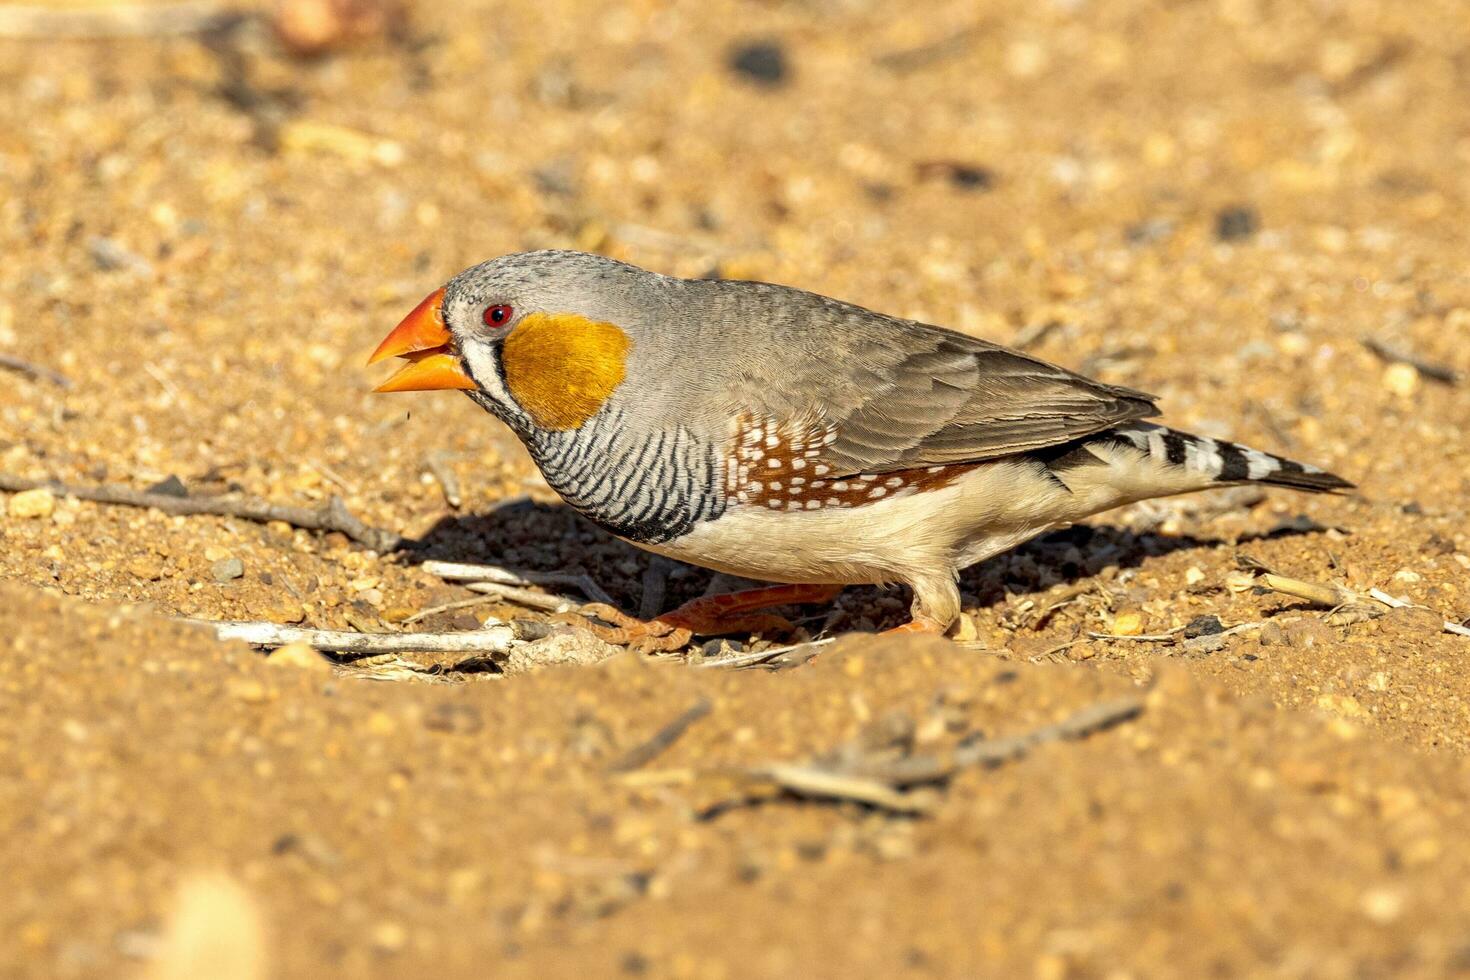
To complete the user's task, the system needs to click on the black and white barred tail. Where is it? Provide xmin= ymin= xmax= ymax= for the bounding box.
xmin=1056 ymin=422 xmax=1353 ymax=493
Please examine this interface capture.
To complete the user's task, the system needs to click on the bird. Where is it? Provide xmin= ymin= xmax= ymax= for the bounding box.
xmin=369 ymin=249 xmax=1351 ymax=646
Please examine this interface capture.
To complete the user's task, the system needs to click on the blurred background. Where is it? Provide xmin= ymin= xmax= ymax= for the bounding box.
xmin=4 ymin=1 xmax=1470 ymax=977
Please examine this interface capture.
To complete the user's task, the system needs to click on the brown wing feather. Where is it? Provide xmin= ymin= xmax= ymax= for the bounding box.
xmin=733 ymin=306 xmax=1158 ymax=479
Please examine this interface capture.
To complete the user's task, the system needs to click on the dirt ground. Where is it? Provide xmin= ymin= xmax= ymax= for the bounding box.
xmin=4 ymin=0 xmax=1470 ymax=976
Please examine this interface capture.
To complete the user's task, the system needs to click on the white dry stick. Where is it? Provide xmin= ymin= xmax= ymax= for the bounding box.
xmin=465 ymin=581 xmax=576 ymax=612
xmin=186 ymin=620 xmax=524 ymax=655
xmin=425 ymin=451 xmax=463 ymax=509
xmin=694 ymin=637 xmax=836 ymax=669
xmin=402 ymin=595 xmax=500 ymax=625
xmin=423 ymin=559 xmax=617 ymax=606
xmin=750 ymin=764 xmax=935 ymax=814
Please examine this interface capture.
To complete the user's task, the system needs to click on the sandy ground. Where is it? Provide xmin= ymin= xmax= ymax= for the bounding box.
xmin=3 ymin=0 xmax=1470 ymax=976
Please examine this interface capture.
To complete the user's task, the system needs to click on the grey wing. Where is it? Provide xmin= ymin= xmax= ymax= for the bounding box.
xmin=744 ymin=326 xmax=1159 ymax=477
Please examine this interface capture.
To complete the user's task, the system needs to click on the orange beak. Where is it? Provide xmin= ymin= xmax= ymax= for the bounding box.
xmin=368 ymin=287 xmax=476 ymax=393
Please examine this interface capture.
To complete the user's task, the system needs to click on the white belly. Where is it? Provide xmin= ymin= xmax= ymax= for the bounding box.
xmin=634 ymin=457 xmax=1084 ymax=586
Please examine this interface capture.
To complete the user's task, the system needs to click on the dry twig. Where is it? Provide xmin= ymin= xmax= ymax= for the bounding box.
xmin=185 ymin=619 xmax=531 ymax=656
xmin=0 ymin=353 xmax=72 ymax=388
xmin=424 ymin=451 xmax=462 ymax=509
xmin=465 ymin=581 xmax=576 ymax=613
xmin=1087 ymin=628 xmax=1185 ymax=643
xmin=0 ymin=473 xmax=401 ymax=551
xmin=629 ymin=695 xmax=1145 ymax=816
xmin=607 ymin=699 xmax=712 ymax=773
xmin=693 ymin=637 xmax=835 ymax=670
xmin=401 ymin=595 xmax=499 ymax=625
xmin=422 ymin=559 xmax=616 ymax=606
xmin=1362 ymin=336 xmax=1460 ymax=385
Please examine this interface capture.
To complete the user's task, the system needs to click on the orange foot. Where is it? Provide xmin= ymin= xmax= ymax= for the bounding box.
xmin=581 ymin=583 xmax=844 ymax=653
xmin=880 ymin=618 xmax=947 ymax=636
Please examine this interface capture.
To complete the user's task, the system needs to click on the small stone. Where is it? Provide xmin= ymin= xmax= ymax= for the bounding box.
xmin=146 ymin=475 xmax=189 ymax=498
xmin=211 ymin=557 xmax=245 ymax=582
xmin=728 ymin=40 xmax=789 ymax=87
xmin=1184 ymin=566 xmax=1206 ymax=586
xmin=950 ymin=613 xmax=979 ymax=643
xmin=1215 ymin=205 xmax=1259 ymax=241
xmin=126 ymin=557 xmax=165 ymax=581
xmin=1183 ymin=615 xmax=1225 ymax=639
xmin=8 ymin=488 xmax=55 ymax=519
xmin=449 ymin=612 xmax=481 ymax=631
xmin=1109 ymin=609 xmax=1144 ymax=636
xmin=269 ymin=602 xmax=307 ymax=624
xmin=203 ymin=545 xmax=230 ymax=562
xmin=916 ymin=160 xmax=994 ymax=191
xmin=379 ymin=605 xmax=416 ymax=623
xmin=1284 ymin=618 xmax=1334 ymax=649
xmin=698 ymin=638 xmax=739 ymax=659
xmin=266 ymin=642 xmax=331 ymax=672
xmin=1258 ymin=622 xmax=1285 ymax=646
xmin=1382 ymin=362 xmax=1420 ymax=398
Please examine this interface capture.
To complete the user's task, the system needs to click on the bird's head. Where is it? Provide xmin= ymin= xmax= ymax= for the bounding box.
xmin=368 ymin=250 xmax=663 ymax=432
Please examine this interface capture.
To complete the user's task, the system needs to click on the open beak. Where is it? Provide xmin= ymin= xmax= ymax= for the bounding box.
xmin=368 ymin=287 xmax=476 ymax=393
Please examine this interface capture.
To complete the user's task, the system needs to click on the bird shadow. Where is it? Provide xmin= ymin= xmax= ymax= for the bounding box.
xmin=400 ymin=497 xmax=1331 ymax=630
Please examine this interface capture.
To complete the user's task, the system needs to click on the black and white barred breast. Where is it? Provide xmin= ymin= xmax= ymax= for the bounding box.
xmin=524 ymin=406 xmax=728 ymax=544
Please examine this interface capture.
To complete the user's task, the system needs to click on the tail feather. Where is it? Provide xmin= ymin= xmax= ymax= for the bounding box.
xmin=1065 ymin=422 xmax=1353 ymax=494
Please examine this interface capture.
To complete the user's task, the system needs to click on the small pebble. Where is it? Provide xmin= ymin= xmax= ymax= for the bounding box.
xmin=8 ymin=488 xmax=55 ymax=519
xmin=728 ymin=40 xmax=789 ymax=87
xmin=211 ymin=558 xmax=245 ymax=582
xmin=146 ymin=475 xmax=189 ymax=498
xmin=1109 ymin=610 xmax=1144 ymax=635
xmin=266 ymin=642 xmax=332 ymax=672
xmin=1215 ymin=205 xmax=1259 ymax=241
xmin=1183 ymin=615 xmax=1225 ymax=639
xmin=1382 ymin=362 xmax=1420 ymax=398
xmin=126 ymin=557 xmax=165 ymax=581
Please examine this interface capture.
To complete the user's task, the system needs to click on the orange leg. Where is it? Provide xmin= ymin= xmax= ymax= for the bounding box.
xmin=582 ymin=583 xmax=843 ymax=651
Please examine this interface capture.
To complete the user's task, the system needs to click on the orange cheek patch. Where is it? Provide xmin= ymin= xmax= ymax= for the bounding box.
xmin=500 ymin=313 xmax=632 ymax=431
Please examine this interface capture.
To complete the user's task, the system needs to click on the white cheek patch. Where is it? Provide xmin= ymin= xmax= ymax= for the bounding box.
xmin=460 ymin=343 xmax=521 ymax=417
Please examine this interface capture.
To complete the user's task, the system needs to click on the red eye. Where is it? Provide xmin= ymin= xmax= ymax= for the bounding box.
xmin=484 ymin=304 xmax=513 ymax=327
